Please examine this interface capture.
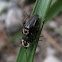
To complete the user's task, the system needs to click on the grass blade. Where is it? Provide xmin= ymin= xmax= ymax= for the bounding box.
xmin=16 ymin=0 xmax=52 ymax=62
xmin=45 ymin=0 xmax=62 ymax=23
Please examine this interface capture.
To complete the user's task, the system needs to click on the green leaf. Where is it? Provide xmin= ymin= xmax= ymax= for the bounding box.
xmin=8 ymin=32 xmax=22 ymax=44
xmin=45 ymin=0 xmax=62 ymax=23
xmin=16 ymin=0 xmax=52 ymax=62
xmin=32 ymin=0 xmax=52 ymax=20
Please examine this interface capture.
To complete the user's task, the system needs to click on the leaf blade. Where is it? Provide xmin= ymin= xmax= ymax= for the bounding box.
xmin=16 ymin=0 xmax=52 ymax=62
xmin=46 ymin=0 xmax=62 ymax=23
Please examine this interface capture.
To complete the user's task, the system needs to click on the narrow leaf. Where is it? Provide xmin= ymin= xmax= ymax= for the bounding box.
xmin=45 ymin=0 xmax=62 ymax=23
xmin=16 ymin=0 xmax=51 ymax=62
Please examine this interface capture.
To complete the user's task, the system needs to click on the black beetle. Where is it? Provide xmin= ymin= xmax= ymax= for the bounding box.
xmin=21 ymin=14 xmax=41 ymax=48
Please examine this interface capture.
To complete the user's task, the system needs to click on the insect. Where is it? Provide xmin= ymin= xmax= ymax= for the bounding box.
xmin=21 ymin=14 xmax=45 ymax=48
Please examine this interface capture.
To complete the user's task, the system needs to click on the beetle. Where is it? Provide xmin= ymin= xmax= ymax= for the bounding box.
xmin=21 ymin=14 xmax=40 ymax=48
xmin=21 ymin=14 xmax=45 ymax=48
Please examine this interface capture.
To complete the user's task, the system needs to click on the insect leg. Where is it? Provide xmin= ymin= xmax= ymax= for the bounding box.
xmin=41 ymin=18 xmax=47 ymax=30
xmin=40 ymin=35 xmax=43 ymax=37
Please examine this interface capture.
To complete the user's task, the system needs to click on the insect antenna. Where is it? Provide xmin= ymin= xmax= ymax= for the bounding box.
xmin=23 ymin=11 xmax=30 ymax=21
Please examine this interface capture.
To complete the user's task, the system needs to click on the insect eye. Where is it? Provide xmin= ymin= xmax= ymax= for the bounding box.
xmin=23 ymin=29 xmax=29 ymax=35
xmin=24 ymin=30 xmax=27 ymax=33
xmin=21 ymin=39 xmax=29 ymax=47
